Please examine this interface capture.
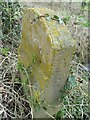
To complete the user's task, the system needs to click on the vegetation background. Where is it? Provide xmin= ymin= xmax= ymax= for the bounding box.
xmin=0 ymin=1 xmax=90 ymax=119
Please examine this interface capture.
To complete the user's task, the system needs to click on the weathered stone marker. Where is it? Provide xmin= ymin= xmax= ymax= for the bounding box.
xmin=18 ymin=8 xmax=76 ymax=118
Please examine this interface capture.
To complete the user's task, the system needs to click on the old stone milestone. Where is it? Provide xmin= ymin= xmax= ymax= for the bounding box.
xmin=18 ymin=8 xmax=76 ymax=118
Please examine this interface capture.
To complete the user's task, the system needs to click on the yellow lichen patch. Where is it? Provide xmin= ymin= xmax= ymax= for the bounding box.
xmin=34 ymin=91 xmax=40 ymax=102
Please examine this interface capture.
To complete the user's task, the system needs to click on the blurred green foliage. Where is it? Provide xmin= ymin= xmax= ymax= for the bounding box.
xmin=0 ymin=2 xmax=22 ymax=37
xmin=0 ymin=47 xmax=10 ymax=56
xmin=55 ymin=63 xmax=89 ymax=119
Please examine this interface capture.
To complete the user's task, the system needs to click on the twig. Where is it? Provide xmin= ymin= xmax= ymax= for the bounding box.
xmin=45 ymin=111 xmax=55 ymax=119
xmin=0 ymin=52 xmax=11 ymax=66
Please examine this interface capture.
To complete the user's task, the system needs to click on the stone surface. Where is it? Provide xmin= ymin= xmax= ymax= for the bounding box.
xmin=20 ymin=2 xmax=88 ymax=64
xmin=18 ymin=8 xmax=76 ymax=118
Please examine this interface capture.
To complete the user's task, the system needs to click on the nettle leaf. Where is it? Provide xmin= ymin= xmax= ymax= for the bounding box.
xmin=81 ymin=21 xmax=90 ymax=27
xmin=45 ymin=17 xmax=51 ymax=21
xmin=62 ymin=16 xmax=70 ymax=24
xmin=52 ymin=15 xmax=64 ymax=24
xmin=45 ymin=14 xmax=51 ymax=21
xmin=2 ymin=17 xmax=6 ymax=20
xmin=68 ymin=75 xmax=77 ymax=87
xmin=32 ymin=54 xmax=37 ymax=64
xmin=43 ymin=106 xmax=47 ymax=110
xmin=79 ymin=15 xmax=85 ymax=19
xmin=13 ymin=15 xmax=19 ymax=20
xmin=52 ymin=15 xmax=60 ymax=23
xmin=56 ymin=108 xmax=65 ymax=118
xmin=58 ymin=18 xmax=64 ymax=24
xmin=44 ymin=13 xmax=49 ymax=17
xmin=53 ymin=15 xmax=59 ymax=20
xmin=35 ymin=13 xmax=39 ymax=19
xmin=0 ymin=47 xmax=9 ymax=56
